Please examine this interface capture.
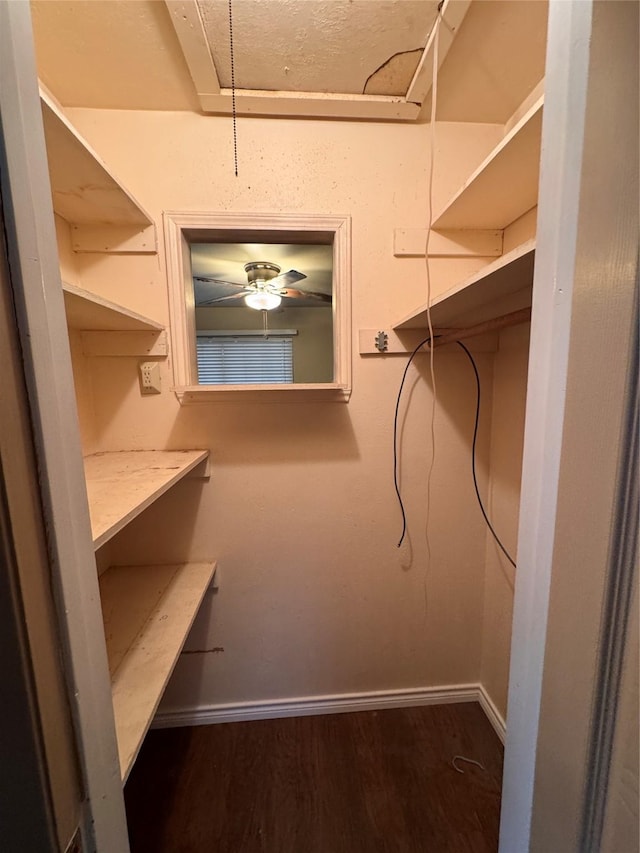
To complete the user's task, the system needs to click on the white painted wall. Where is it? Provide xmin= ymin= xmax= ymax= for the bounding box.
xmin=481 ymin=323 xmax=530 ymax=719
xmin=62 ymin=107 xmax=510 ymax=713
xmin=478 ymin=214 xmax=536 ymax=720
xmin=479 ymin=212 xmax=536 ymax=720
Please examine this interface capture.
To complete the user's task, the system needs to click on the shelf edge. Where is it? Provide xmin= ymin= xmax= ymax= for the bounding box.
xmin=432 ymin=94 xmax=544 ymax=230
xmin=40 ymin=84 xmax=155 ymax=230
xmin=100 ymin=561 xmax=216 ymax=781
xmin=88 ymin=450 xmax=209 ymax=550
xmin=393 ymin=238 xmax=536 ymax=330
xmin=175 ymin=384 xmax=351 ymax=404
xmin=62 ymin=281 xmax=164 ymax=332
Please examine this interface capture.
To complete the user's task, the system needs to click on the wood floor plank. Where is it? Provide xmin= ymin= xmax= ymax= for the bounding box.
xmin=125 ymin=703 xmax=503 ymax=853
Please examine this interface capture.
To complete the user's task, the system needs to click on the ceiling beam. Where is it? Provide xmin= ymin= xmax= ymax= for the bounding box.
xmin=165 ymin=0 xmax=220 ymax=95
xmin=200 ymin=89 xmax=421 ymax=122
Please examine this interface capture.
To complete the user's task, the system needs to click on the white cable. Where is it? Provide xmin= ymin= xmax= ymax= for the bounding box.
xmin=423 ymin=15 xmax=441 ymax=571
xmin=452 ymin=755 xmax=486 ymax=774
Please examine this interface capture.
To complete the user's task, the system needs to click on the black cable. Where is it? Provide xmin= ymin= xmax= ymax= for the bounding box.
xmin=456 ymin=341 xmax=517 ymax=569
xmin=394 ymin=335 xmax=433 ymax=547
xmin=393 ymin=336 xmax=517 ymax=568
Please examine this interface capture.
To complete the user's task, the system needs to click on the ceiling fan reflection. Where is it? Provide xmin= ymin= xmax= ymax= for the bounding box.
xmin=195 ymin=261 xmax=331 ymax=310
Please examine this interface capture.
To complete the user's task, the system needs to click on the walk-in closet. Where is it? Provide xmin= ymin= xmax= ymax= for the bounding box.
xmin=1 ymin=1 xmax=637 ymax=851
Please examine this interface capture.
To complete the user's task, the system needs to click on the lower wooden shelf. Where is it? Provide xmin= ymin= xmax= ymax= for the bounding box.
xmin=99 ymin=561 xmax=216 ymax=781
xmin=84 ymin=450 xmax=209 ymax=549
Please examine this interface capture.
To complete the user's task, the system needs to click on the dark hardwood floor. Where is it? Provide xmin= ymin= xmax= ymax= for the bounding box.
xmin=125 ymin=702 xmax=503 ymax=853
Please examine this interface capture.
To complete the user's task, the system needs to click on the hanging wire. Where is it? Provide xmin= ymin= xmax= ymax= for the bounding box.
xmin=422 ymin=8 xmax=441 ymax=566
xmin=228 ymin=0 xmax=238 ymax=176
xmin=392 ymin=9 xmax=516 ymax=571
xmin=394 ymin=10 xmax=442 ymax=551
xmin=457 ymin=341 xmax=517 ymax=569
xmin=452 ymin=755 xmax=486 ymax=774
xmin=394 ymin=335 xmax=433 ymax=547
xmin=394 ymin=336 xmax=517 ymax=569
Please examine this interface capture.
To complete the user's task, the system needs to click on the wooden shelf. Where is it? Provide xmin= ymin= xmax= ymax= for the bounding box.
xmin=63 ymin=281 xmax=163 ymax=332
xmin=40 ymin=88 xmax=153 ymax=229
xmin=84 ymin=450 xmax=209 ymax=549
xmin=175 ymin=382 xmax=351 ymax=404
xmin=394 ymin=239 xmax=536 ymax=329
xmin=433 ymin=96 xmax=544 ymax=230
xmin=100 ymin=561 xmax=216 ymax=780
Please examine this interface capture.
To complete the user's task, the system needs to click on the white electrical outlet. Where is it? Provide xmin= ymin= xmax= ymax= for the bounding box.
xmin=139 ymin=361 xmax=161 ymax=395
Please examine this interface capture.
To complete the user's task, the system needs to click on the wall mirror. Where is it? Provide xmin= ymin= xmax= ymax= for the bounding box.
xmin=191 ymin=241 xmax=333 ymax=385
xmin=164 ymin=213 xmax=351 ymax=403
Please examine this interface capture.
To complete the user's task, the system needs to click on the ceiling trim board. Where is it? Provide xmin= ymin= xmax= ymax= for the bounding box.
xmin=200 ymin=90 xmax=421 ymax=121
xmin=71 ymin=224 xmax=157 ymax=255
xmin=406 ymin=0 xmax=471 ymax=107
xmin=80 ymin=330 xmax=168 ymax=358
xmin=164 ymin=0 xmax=220 ymax=95
xmin=394 ymin=228 xmax=502 ymax=258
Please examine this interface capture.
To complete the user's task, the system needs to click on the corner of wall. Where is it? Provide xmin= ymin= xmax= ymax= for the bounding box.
xmin=479 ymin=322 xmax=531 ymax=720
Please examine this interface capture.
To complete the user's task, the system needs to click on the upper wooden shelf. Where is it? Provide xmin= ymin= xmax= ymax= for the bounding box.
xmin=394 ymin=239 xmax=536 ymax=330
xmin=433 ymin=96 xmax=544 ymax=231
xmin=100 ymin=561 xmax=216 ymax=780
xmin=40 ymin=88 xmax=153 ymax=229
xmin=62 ymin=281 xmax=163 ymax=332
xmin=84 ymin=450 xmax=208 ymax=549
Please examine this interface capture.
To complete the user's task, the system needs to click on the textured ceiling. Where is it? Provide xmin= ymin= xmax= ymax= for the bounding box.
xmin=30 ymin=0 xmax=547 ymax=123
xmin=197 ymin=0 xmax=438 ymax=96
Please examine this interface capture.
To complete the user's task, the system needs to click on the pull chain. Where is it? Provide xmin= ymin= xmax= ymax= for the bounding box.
xmin=228 ymin=0 xmax=238 ymax=176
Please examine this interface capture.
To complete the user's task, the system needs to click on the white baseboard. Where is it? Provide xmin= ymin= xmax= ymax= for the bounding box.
xmin=153 ymin=683 xmax=506 ymax=734
xmin=478 ymin=684 xmax=507 ymax=743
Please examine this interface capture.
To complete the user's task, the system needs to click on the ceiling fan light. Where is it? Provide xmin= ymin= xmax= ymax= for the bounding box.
xmin=244 ymin=291 xmax=282 ymax=311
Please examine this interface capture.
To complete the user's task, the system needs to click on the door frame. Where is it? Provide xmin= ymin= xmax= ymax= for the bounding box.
xmin=0 ymin=197 xmax=60 ymax=853
xmin=0 ymin=3 xmax=129 ymax=850
xmin=500 ymin=1 xmax=638 ymax=849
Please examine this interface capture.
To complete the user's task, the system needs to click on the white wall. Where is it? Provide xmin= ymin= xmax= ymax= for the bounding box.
xmin=481 ymin=323 xmax=530 ymax=718
xmin=476 ymin=209 xmax=535 ymax=720
xmin=62 ymin=106 xmax=514 ymax=713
